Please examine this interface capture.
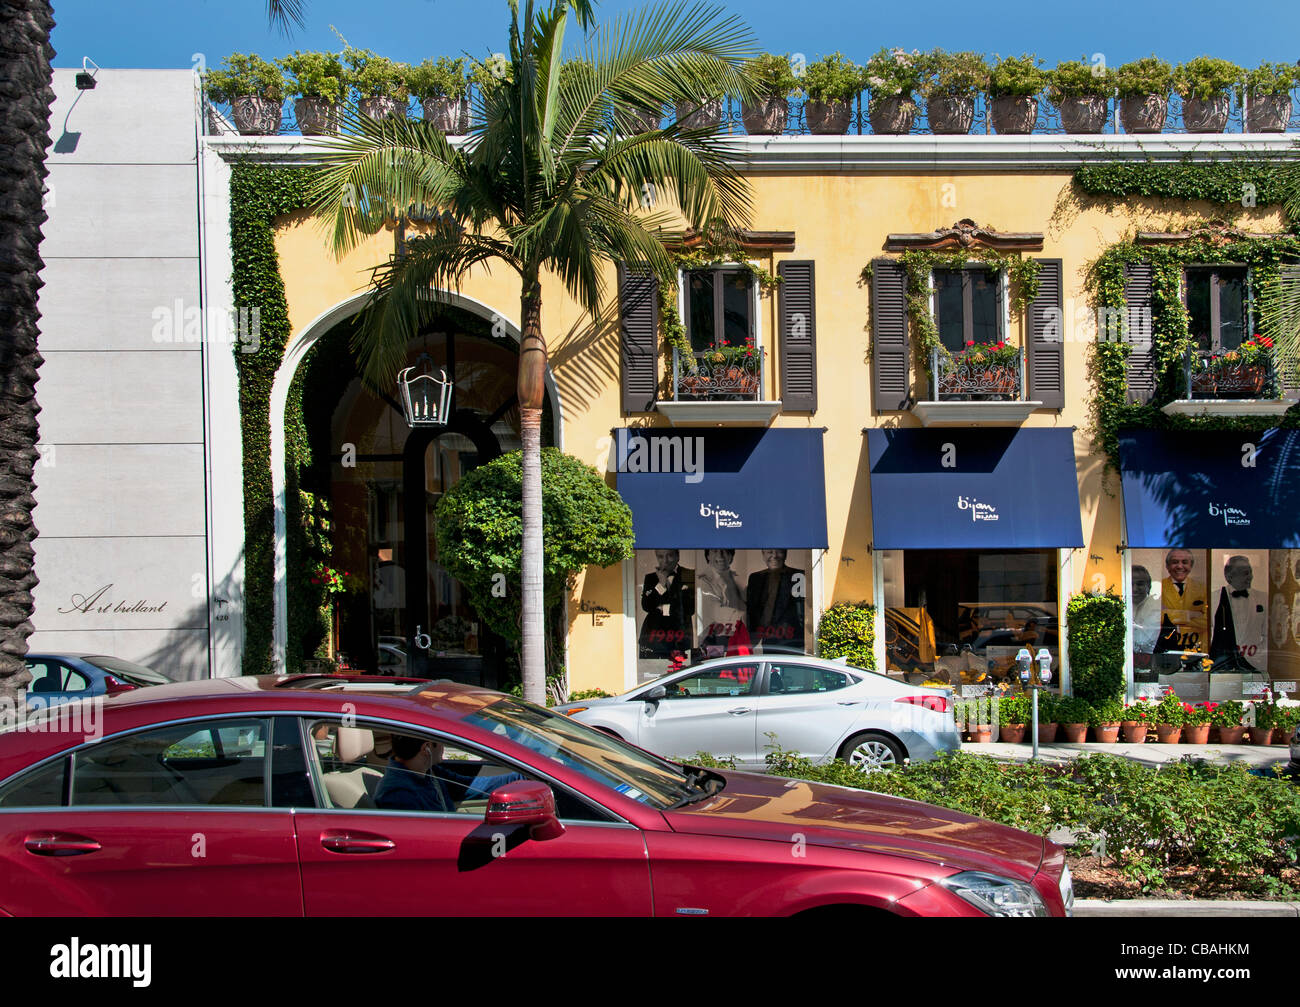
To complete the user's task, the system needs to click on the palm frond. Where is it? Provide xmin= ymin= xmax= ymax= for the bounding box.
xmin=1258 ymin=263 xmax=1300 ymax=386
xmin=265 ymin=0 xmax=306 ymax=34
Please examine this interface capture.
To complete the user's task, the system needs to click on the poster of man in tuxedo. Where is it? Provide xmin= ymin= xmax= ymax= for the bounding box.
xmin=1210 ymin=551 xmax=1269 ymax=673
xmin=745 ymin=548 xmax=806 ymax=654
xmin=637 ymin=549 xmax=695 ymax=661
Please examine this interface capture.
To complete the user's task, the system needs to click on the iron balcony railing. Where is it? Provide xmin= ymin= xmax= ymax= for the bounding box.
xmin=931 ymin=347 xmax=1024 ymax=401
xmin=672 ymin=346 xmax=765 ymax=402
xmin=1184 ymin=349 xmax=1278 ymax=400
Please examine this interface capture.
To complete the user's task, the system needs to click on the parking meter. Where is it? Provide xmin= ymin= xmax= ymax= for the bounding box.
xmin=1016 ymin=648 xmax=1032 ymax=686
xmin=1035 ymin=648 xmax=1052 ymax=686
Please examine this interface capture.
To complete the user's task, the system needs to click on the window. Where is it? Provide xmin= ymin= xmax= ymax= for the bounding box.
xmin=1185 ymin=266 xmax=1248 ymax=352
xmin=685 ymin=268 xmax=754 ymax=351
xmin=0 ymin=757 xmax=66 ymax=808
xmin=25 ymin=660 xmax=89 ymax=696
xmin=767 ymin=663 xmax=852 ymax=695
xmin=934 ymin=267 xmax=1002 ymax=352
xmin=664 ymin=664 xmax=759 ymax=698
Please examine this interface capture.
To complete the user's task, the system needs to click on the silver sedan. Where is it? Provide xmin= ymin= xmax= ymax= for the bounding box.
xmin=554 ymin=656 xmax=960 ymax=771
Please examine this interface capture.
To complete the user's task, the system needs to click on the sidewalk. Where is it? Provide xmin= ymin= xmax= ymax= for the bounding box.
xmin=1075 ymin=899 xmax=1300 ymax=917
xmin=964 ymin=740 xmax=1290 ymax=770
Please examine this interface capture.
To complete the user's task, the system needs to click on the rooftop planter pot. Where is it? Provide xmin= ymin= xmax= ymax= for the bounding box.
xmin=742 ymin=96 xmax=789 ymax=135
xmin=1047 ymin=59 xmax=1115 ymax=133
xmin=1116 ymin=56 xmax=1174 ymax=133
xmin=920 ymin=50 xmax=987 ymax=134
xmin=345 ymin=46 xmax=410 ymax=120
xmin=987 ymin=55 xmax=1045 ymax=134
xmin=1241 ymin=62 xmax=1299 ymax=131
xmin=1174 ymin=57 xmax=1241 ymax=132
xmin=408 ymin=57 xmax=471 ymax=133
xmin=278 ymin=51 xmax=347 ymax=136
xmin=867 ymin=96 xmax=916 ymax=134
xmin=205 ymin=53 xmax=287 ymax=136
xmin=742 ymin=53 xmax=799 ymax=135
xmin=422 ymin=97 xmax=470 ymax=133
xmin=675 ymin=97 xmax=724 ymax=129
xmin=802 ymin=52 xmax=864 ymax=134
xmin=864 ymin=48 xmax=924 ymax=135
xmin=294 ymin=97 xmax=340 ymax=135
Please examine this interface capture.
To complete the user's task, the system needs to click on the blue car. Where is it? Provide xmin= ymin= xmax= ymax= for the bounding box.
xmin=24 ymin=653 xmax=172 ymax=711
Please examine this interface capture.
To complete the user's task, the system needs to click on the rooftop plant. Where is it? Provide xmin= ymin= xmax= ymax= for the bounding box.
xmin=987 ymin=54 xmax=1046 ymax=98
xmin=1173 ymin=56 xmax=1243 ymax=100
xmin=864 ymin=47 xmax=926 ymax=99
xmin=406 ymin=56 xmax=470 ymax=100
xmin=206 ymin=53 xmax=287 ymax=102
xmin=1047 ymin=57 xmax=1115 ymax=101
xmin=802 ymin=52 xmax=864 ymax=104
xmin=746 ymin=52 xmax=801 ymax=99
xmin=277 ymin=50 xmax=347 ymax=103
xmin=1115 ymin=55 xmax=1174 ymax=97
xmin=919 ymin=49 xmax=989 ymax=99
xmin=1240 ymin=61 xmax=1300 ymax=97
xmin=343 ymin=45 xmax=409 ymax=99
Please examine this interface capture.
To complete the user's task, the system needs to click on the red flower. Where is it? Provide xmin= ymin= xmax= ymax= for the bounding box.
xmin=1262 ymin=336 xmax=1274 ymax=348
xmin=966 ymin=340 xmax=975 ymax=347
xmin=996 ymin=341 xmax=1005 ymax=349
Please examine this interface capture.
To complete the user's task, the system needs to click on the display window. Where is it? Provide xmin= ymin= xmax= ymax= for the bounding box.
xmin=634 ymin=548 xmax=813 ymax=684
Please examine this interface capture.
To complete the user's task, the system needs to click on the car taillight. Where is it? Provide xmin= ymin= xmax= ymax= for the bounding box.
xmin=102 ymin=676 xmax=137 ymax=696
xmin=895 ymin=695 xmax=949 ymax=714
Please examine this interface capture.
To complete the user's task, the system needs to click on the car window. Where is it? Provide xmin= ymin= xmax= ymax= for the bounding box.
xmin=25 ymin=660 xmax=88 ymax=694
xmin=71 ymin=719 xmax=271 ymax=807
xmin=768 ymin=663 xmax=852 ymax=695
xmin=80 ymin=655 xmax=170 ymax=686
xmin=0 ymin=757 xmax=67 ymax=808
xmin=663 ymin=664 xmax=759 ymax=699
xmin=304 ymin=719 xmax=612 ymax=823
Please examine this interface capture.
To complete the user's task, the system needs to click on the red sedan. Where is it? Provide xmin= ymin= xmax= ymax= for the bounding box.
xmin=0 ymin=676 xmax=1072 ymax=917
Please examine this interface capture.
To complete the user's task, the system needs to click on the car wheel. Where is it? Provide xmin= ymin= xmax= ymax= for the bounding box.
xmin=838 ymin=732 xmax=904 ymax=771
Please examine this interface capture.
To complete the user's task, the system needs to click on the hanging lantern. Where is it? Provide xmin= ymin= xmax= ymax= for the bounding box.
xmin=397 ymin=354 xmax=453 ymax=428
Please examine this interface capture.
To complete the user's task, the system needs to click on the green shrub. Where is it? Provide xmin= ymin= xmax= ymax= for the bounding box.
xmin=406 ymin=57 xmax=469 ymax=100
xmin=1115 ymin=55 xmax=1174 ymax=97
xmin=1089 ymin=697 xmax=1126 ymax=725
xmin=802 ymin=52 xmax=864 ymax=103
xmin=343 ymin=45 xmax=409 ymax=99
xmin=277 ymin=50 xmax=347 ymax=103
xmin=746 ymin=53 xmax=801 ymax=98
xmin=1047 ymin=57 xmax=1115 ymax=101
xmin=1207 ymin=700 xmax=1245 ymax=728
xmin=864 ymin=47 xmax=926 ymax=99
xmin=1066 ymin=592 xmax=1126 ymax=705
xmin=1055 ymin=695 xmax=1094 ymax=724
xmin=987 ymin=54 xmax=1046 ymax=97
xmin=1240 ymin=62 xmax=1300 ymax=98
xmin=816 ymin=601 xmax=876 ymax=669
xmin=920 ymin=49 xmax=989 ymax=99
xmin=999 ymin=694 xmax=1032 ymax=724
xmin=206 ymin=53 xmax=287 ymax=102
xmin=1173 ymin=56 xmax=1243 ymax=100
xmin=568 ymin=687 xmax=613 ymax=701
xmin=1153 ymin=692 xmax=1186 ymax=726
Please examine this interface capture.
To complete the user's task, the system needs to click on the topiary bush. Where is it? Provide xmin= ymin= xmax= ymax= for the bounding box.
xmin=1066 ymin=592 xmax=1126 ymax=706
xmin=817 ymin=601 xmax=876 ymax=669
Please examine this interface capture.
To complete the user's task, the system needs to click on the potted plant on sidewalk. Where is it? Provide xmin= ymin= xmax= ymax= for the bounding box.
xmin=1036 ymin=691 xmax=1059 ymax=743
xmin=1056 ymin=696 xmax=1092 ymax=743
xmin=920 ymin=49 xmax=988 ymax=134
xmin=1116 ymin=55 xmax=1174 ymax=133
xmin=1047 ymin=57 xmax=1113 ymax=133
xmin=1153 ymin=692 xmax=1185 ymax=743
xmin=999 ymin=693 xmax=1031 ymax=743
xmin=1181 ymin=701 xmax=1211 ymax=744
xmin=987 ymin=54 xmax=1045 ymax=134
xmin=205 ymin=53 xmax=287 ymax=135
xmin=1248 ymin=699 xmax=1276 ymax=744
xmin=1173 ymin=56 xmax=1242 ymax=132
xmin=1209 ymin=700 xmax=1246 ymax=743
xmin=1090 ymin=697 xmax=1124 ymax=743
xmin=346 ymin=45 xmax=410 ymax=120
xmin=1240 ymin=62 xmax=1299 ymax=132
xmin=802 ymin=52 xmax=863 ymax=134
xmin=864 ymin=47 xmax=924 ymax=135
xmin=742 ymin=53 xmax=799 ymax=135
xmin=408 ymin=57 xmax=470 ymax=134
xmin=278 ymin=51 xmax=347 ymax=135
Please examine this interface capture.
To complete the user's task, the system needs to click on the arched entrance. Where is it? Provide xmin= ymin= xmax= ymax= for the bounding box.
xmin=268 ymin=291 xmax=563 ymax=679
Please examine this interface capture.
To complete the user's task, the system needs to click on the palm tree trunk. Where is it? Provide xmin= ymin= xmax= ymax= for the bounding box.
xmin=518 ymin=279 xmax=547 ymax=704
xmin=0 ymin=0 xmax=55 ymax=710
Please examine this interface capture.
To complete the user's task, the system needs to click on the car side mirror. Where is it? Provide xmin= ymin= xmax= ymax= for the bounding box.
xmin=483 ymin=780 xmax=565 ymax=841
xmin=643 ymin=684 xmax=666 ymax=709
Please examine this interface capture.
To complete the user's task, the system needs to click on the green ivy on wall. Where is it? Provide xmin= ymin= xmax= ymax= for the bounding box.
xmin=1074 ymin=159 xmax=1292 ymax=207
xmin=1085 ymin=231 xmax=1300 ymax=471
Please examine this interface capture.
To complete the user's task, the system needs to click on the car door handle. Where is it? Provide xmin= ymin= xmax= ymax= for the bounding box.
xmin=837 ymin=700 xmax=862 ymax=706
xmin=319 ymin=830 xmax=396 ymax=854
xmin=25 ymin=832 xmax=102 ymax=856
xmin=727 ymin=707 xmax=752 ymax=715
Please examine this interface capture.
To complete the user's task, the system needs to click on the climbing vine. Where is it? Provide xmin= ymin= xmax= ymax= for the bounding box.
xmin=1074 ymin=158 xmax=1294 ymax=207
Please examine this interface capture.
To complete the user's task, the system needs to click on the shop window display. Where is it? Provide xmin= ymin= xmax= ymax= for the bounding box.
xmin=635 ymin=548 xmax=812 ymax=684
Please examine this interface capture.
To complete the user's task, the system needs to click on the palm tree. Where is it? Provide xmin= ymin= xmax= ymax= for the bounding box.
xmin=0 ymin=0 xmax=55 ymax=711
xmin=311 ymin=0 xmax=756 ymax=703
xmin=1257 ymin=162 xmax=1300 ymax=391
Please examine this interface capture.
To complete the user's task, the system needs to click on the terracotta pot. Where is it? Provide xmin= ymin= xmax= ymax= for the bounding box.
xmin=1056 ymin=95 xmax=1108 ymax=133
xmin=421 ymin=96 xmax=470 ymax=134
xmin=1182 ymin=723 xmax=1210 ymax=744
xmin=1218 ymin=725 xmax=1246 ymax=744
xmin=990 ymin=95 xmax=1039 ymax=134
xmin=741 ymin=96 xmax=788 ymax=135
xmin=1093 ymin=723 xmax=1121 ymax=743
xmin=1274 ymin=727 xmax=1291 ymax=745
xmin=1246 ymin=93 xmax=1292 ymax=133
xmin=1119 ymin=94 xmax=1168 ymax=133
xmin=868 ymin=95 xmax=916 ymax=135
xmin=1248 ymin=726 xmax=1273 ymax=745
xmin=358 ymin=96 xmax=408 ymax=121
xmin=1062 ymin=722 xmax=1088 ymax=743
xmin=805 ymin=99 xmax=853 ymax=135
xmin=294 ymin=97 xmax=339 ymax=135
xmin=1155 ymin=724 xmax=1183 ymax=744
xmin=231 ymin=95 xmax=283 ymax=135
xmin=1121 ymin=721 xmax=1148 ymax=743
xmin=1182 ymin=93 xmax=1230 ymax=132
xmin=675 ymin=98 xmax=723 ymax=130
xmin=999 ymin=724 xmax=1027 ymax=744
xmin=970 ymin=725 xmax=993 ymax=743
xmin=1037 ymin=722 xmax=1059 ymax=744
xmin=927 ymin=95 xmax=974 ymax=134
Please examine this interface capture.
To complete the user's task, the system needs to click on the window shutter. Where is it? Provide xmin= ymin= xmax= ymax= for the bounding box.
xmin=870 ymin=258 xmax=909 ymax=412
xmin=1277 ymin=264 xmax=1300 ymax=401
xmin=778 ymin=260 xmax=817 ymax=412
xmin=1122 ymin=261 xmax=1156 ymax=404
xmin=619 ymin=262 xmax=659 ymax=413
xmin=1027 ymin=258 xmax=1064 ymax=409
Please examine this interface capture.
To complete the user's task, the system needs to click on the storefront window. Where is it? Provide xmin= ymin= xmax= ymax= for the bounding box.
xmin=634 ymin=548 xmax=813 ymax=684
xmin=882 ymin=549 xmax=1060 ymax=692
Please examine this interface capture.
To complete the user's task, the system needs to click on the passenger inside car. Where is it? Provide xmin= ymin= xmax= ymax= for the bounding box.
xmin=373 ymin=733 xmax=525 ymax=813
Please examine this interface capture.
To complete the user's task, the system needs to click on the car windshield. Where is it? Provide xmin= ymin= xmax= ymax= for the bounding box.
xmin=464 ymin=696 xmax=698 ymax=810
xmin=81 ymin=656 xmax=171 ymax=686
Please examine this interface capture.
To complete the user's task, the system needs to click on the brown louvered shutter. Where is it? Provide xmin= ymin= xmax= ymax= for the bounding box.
xmin=870 ymin=258 xmax=909 ymax=412
xmin=778 ymin=260 xmax=817 ymax=412
xmin=1277 ymin=265 xmax=1300 ymax=401
xmin=619 ymin=262 xmax=659 ymax=413
xmin=1122 ymin=261 xmax=1156 ymax=404
xmin=1027 ymin=258 xmax=1064 ymax=409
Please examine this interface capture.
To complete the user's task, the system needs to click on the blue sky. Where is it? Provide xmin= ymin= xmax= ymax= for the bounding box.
xmin=49 ymin=0 xmax=1300 ymax=72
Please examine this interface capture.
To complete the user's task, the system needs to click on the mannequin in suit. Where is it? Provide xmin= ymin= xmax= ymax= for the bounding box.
xmin=745 ymin=548 xmax=805 ymax=654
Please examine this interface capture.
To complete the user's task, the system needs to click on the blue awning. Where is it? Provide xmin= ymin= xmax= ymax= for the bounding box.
xmin=614 ymin=427 xmax=828 ymax=549
xmin=867 ymin=427 xmax=1084 ymax=549
xmin=1120 ymin=429 xmax=1300 ymax=548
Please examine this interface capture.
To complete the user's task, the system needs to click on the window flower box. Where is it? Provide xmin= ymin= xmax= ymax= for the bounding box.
xmin=1187 ymin=336 xmax=1276 ymax=399
xmin=673 ymin=343 xmax=764 ymax=402
xmin=934 ymin=342 xmax=1023 ymax=401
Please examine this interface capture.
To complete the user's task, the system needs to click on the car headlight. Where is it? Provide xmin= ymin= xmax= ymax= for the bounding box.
xmin=938 ymin=871 xmax=1049 ymax=917
xmin=1059 ymin=863 xmax=1074 ymax=917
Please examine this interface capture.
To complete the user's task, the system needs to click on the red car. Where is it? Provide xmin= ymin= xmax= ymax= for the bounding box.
xmin=0 ymin=675 xmax=1072 ymax=917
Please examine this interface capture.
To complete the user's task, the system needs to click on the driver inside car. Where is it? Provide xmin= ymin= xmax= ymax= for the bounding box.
xmin=374 ymin=734 xmax=526 ymax=813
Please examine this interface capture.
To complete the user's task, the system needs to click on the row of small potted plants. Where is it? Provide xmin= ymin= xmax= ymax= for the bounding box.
xmin=205 ymin=48 xmax=1300 ymax=138
xmin=959 ymin=693 xmax=1298 ymax=745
